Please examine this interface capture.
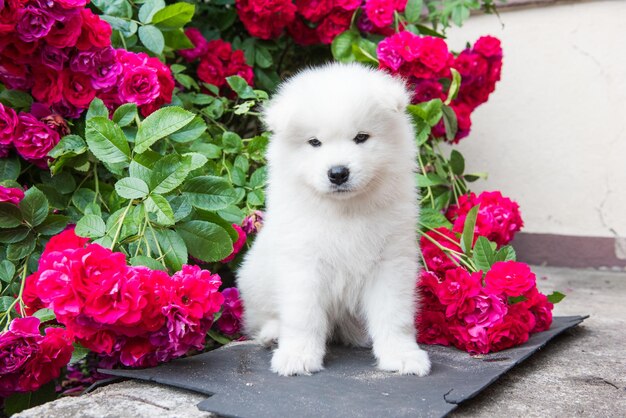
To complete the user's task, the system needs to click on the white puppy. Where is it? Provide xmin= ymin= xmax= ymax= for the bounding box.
xmin=237 ymin=63 xmax=430 ymax=377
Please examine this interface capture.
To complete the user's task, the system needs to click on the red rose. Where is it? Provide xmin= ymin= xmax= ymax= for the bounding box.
xmin=287 ymin=17 xmax=320 ymax=46
xmin=485 ymin=261 xmax=536 ymax=297
xmin=76 ymin=8 xmax=111 ymax=50
xmin=416 ymin=310 xmax=451 ymax=346
xmin=473 ymin=36 xmax=502 ymax=60
xmin=198 ymin=53 xmax=226 ymax=87
xmin=221 ymin=224 xmax=247 ymax=263
xmin=417 ymin=270 xmax=444 ymax=311
xmin=316 ymin=10 xmax=352 ymax=44
xmin=295 ymin=0 xmax=332 ymax=23
xmin=62 ymin=70 xmax=96 ymax=109
xmin=32 ymin=65 xmax=64 ymax=105
xmin=236 ymin=0 xmax=296 ymax=40
xmin=0 ymin=185 xmax=24 ymax=205
xmin=44 ymin=227 xmax=89 ymax=255
xmin=20 ymin=327 xmax=73 ymax=393
xmin=487 ymin=304 xmax=534 ymax=351
xmin=364 ymin=0 xmax=397 ymax=28
xmin=45 ymin=9 xmax=82 ymax=48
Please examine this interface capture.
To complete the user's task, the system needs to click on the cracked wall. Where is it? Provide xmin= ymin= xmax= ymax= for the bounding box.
xmin=442 ymin=0 xmax=626 ymax=239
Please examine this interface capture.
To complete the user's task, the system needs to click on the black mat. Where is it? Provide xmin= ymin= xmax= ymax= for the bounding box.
xmin=101 ymin=315 xmax=587 ymax=417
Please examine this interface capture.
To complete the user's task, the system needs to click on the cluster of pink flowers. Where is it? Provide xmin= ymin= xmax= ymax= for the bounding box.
xmin=378 ymin=32 xmax=503 ymax=142
xmin=0 ymin=102 xmax=69 ymax=166
xmin=0 ymin=0 xmax=174 ymax=119
xmin=0 ymin=317 xmax=73 ymax=397
xmin=178 ymin=29 xmax=254 ymax=95
xmin=23 ymin=228 xmax=225 ymax=368
xmin=358 ymin=0 xmax=406 ymax=35
xmin=416 ymin=262 xmax=553 ymax=354
xmin=446 ymin=191 xmax=523 ymax=247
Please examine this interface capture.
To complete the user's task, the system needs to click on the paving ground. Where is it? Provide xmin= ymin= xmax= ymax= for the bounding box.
xmin=15 ymin=266 xmax=626 ymax=418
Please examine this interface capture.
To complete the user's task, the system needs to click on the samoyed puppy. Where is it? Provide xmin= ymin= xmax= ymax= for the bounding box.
xmin=236 ymin=63 xmax=430 ymax=377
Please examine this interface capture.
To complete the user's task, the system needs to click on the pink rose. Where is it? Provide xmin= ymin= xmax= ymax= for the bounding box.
xmin=14 ymin=112 xmax=60 ymax=168
xmin=17 ymin=6 xmax=54 ymax=42
xmin=473 ymin=36 xmax=502 ymax=60
xmin=485 ymin=261 xmax=536 ymax=297
xmin=62 ymin=70 xmax=96 ymax=109
xmin=435 ymin=267 xmax=482 ymax=318
xmin=76 ymin=8 xmax=111 ymax=50
xmin=45 ymin=9 xmax=82 ymax=48
xmin=416 ymin=310 xmax=451 ymax=346
xmin=32 ymin=65 xmax=64 ymax=105
xmin=178 ymin=28 xmax=210 ymax=62
xmin=419 ymin=227 xmax=462 ymax=277
xmin=118 ymin=65 xmax=160 ymax=105
xmin=462 ymin=290 xmax=508 ymax=335
xmin=0 ymin=102 xmax=18 ymax=146
xmin=0 ymin=185 xmax=25 ymax=205
xmin=217 ymin=287 xmax=243 ymax=335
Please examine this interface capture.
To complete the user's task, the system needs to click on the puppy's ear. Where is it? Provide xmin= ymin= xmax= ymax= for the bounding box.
xmin=378 ymin=76 xmax=412 ymax=114
xmin=261 ymin=96 xmax=289 ymax=134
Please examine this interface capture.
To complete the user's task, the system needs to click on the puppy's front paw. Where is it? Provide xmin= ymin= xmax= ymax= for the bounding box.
xmin=256 ymin=320 xmax=279 ymax=347
xmin=376 ymin=346 xmax=431 ymax=376
xmin=271 ymin=347 xmax=324 ymax=376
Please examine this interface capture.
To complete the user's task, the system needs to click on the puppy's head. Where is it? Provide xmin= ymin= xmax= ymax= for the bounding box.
xmin=263 ymin=63 xmax=415 ymax=200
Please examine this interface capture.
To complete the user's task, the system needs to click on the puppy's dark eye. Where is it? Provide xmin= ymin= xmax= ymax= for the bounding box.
xmin=308 ymin=138 xmax=322 ymax=147
xmin=354 ymin=132 xmax=370 ymax=144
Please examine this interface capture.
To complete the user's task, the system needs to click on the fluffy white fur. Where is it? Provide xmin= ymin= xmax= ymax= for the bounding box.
xmin=236 ymin=63 xmax=431 ymax=377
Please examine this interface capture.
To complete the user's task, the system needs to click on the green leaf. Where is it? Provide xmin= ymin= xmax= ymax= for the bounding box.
xmin=508 ymin=295 xmax=527 ymax=305
xmin=442 ymin=105 xmax=458 ymax=141
xmin=145 ymin=194 xmax=175 ymax=225
xmin=176 ymin=220 xmax=232 ymax=262
xmin=71 ymin=188 xmax=97 ymax=213
xmin=150 ymin=228 xmax=187 ymax=271
xmin=407 ymin=99 xmax=443 ymax=126
xmin=208 ymin=329 xmax=232 ymax=345
xmin=405 ymin=0 xmax=423 ymax=23
xmin=151 ymin=2 xmax=195 ymax=29
xmin=255 ymin=46 xmax=273 ymax=69
xmin=0 ymin=226 xmax=29 ymax=243
xmin=138 ymin=0 xmax=165 ymax=23
xmin=182 ymin=176 xmax=238 ymax=211
xmin=75 ymin=214 xmax=106 ymax=238
xmin=33 ymin=308 xmax=56 ymax=322
xmin=183 ymin=152 xmax=208 ymax=171
xmin=450 ymin=150 xmax=465 ymax=176
xmin=226 ymin=76 xmax=256 ymax=99
xmin=0 ymin=260 xmax=16 ymax=283
xmin=420 ymin=207 xmax=452 ymax=229
xmin=7 ymin=234 xmax=36 ymax=261
xmin=130 ymin=255 xmax=168 ymax=271
xmin=0 ymin=295 xmax=15 ymax=310
xmin=0 ymin=158 xmax=20 ymax=181
xmin=451 ymin=4 xmax=470 ymax=26
xmin=112 ymin=103 xmax=138 ymax=127
xmin=0 ymin=89 xmax=32 ymax=111
xmin=416 ymin=173 xmax=447 ymax=187
xmin=134 ymin=106 xmax=195 ymax=153
xmin=36 ymin=215 xmax=69 ymax=236
xmin=446 ymin=68 xmax=462 ymax=104
xmin=91 ymin=0 xmax=132 ymax=18
xmin=331 ymin=30 xmax=359 ymax=62
xmin=149 ymin=154 xmax=193 ymax=195
xmin=139 ymin=25 xmax=165 ymax=55
xmin=247 ymin=189 xmax=264 ymax=206
xmin=460 ymin=204 xmax=480 ymax=254
xmin=69 ymin=344 xmax=90 ymax=364
xmin=163 ymin=29 xmax=194 ymax=50
xmin=222 ymin=131 xmax=243 ymax=154
xmin=217 ymin=205 xmax=246 ymax=224
xmin=248 ymin=166 xmax=267 ymax=189
xmin=169 ymin=195 xmax=192 ymax=222
xmin=547 ymin=291 xmax=566 ymax=304
xmin=115 ymin=177 xmax=149 ymax=199
xmin=352 ymin=38 xmax=379 ymax=65
xmin=86 ymin=98 xmax=109 ymax=121
xmin=40 ymin=170 xmax=76 ymax=194
xmin=494 ymin=245 xmax=517 ymax=262
xmin=101 ymin=15 xmax=137 ymax=37
xmin=169 ymin=116 xmax=206 ymax=143
xmin=19 ymin=186 xmax=48 ymax=227
xmin=85 ymin=117 xmax=131 ymax=165
xmin=0 ymin=202 xmax=23 ymax=228
xmin=472 ymin=236 xmax=495 ymax=272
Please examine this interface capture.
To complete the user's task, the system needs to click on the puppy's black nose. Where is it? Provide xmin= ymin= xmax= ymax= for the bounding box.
xmin=328 ymin=166 xmax=350 ymax=185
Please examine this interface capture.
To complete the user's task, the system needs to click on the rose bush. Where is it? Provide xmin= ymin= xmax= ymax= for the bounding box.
xmin=0 ymin=0 xmax=564 ymax=413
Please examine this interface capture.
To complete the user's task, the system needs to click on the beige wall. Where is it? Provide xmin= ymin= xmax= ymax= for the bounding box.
xmin=443 ymin=0 xmax=626 ymax=239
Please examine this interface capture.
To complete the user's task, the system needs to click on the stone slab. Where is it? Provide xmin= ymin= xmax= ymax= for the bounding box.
xmin=101 ymin=315 xmax=586 ymax=418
